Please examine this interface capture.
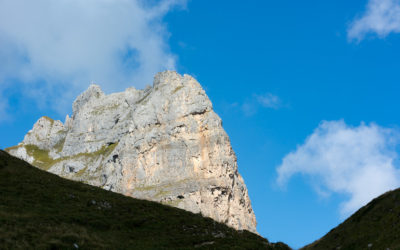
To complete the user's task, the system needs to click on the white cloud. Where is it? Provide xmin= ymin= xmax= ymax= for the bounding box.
xmin=240 ymin=93 xmax=282 ymax=116
xmin=0 ymin=95 xmax=10 ymax=123
xmin=241 ymin=102 xmax=257 ymax=117
xmin=255 ymin=93 xmax=281 ymax=109
xmin=0 ymin=84 xmax=10 ymax=122
xmin=0 ymin=0 xmax=185 ymax=114
xmin=277 ymin=120 xmax=400 ymax=216
xmin=348 ymin=0 xmax=400 ymax=41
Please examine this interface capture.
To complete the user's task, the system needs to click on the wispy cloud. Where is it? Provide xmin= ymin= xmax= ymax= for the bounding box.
xmin=0 ymin=0 xmax=185 ymax=115
xmin=0 ymin=95 xmax=10 ymax=123
xmin=277 ymin=120 xmax=400 ymax=216
xmin=348 ymin=0 xmax=400 ymax=41
xmin=241 ymin=93 xmax=282 ymax=116
xmin=241 ymin=102 xmax=257 ymax=117
xmin=255 ymin=93 xmax=281 ymax=109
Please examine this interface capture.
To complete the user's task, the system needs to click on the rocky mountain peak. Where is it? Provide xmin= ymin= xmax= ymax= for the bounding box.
xmin=72 ymin=84 xmax=105 ymax=116
xmin=153 ymin=70 xmax=182 ymax=86
xmin=6 ymin=71 xmax=257 ymax=233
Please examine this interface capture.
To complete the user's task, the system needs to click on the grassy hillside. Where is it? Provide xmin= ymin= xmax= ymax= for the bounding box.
xmin=0 ymin=150 xmax=289 ymax=249
xmin=303 ymin=188 xmax=400 ymax=250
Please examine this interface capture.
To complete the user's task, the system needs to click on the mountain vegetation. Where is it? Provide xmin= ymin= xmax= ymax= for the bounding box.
xmin=0 ymin=150 xmax=289 ymax=249
xmin=303 ymin=187 xmax=400 ymax=249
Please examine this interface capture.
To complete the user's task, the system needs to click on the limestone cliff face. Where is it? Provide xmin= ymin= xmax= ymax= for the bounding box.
xmin=7 ymin=71 xmax=257 ymax=233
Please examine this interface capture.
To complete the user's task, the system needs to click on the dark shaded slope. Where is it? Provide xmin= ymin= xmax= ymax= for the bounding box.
xmin=0 ymin=150 xmax=289 ymax=249
xmin=303 ymin=188 xmax=400 ymax=250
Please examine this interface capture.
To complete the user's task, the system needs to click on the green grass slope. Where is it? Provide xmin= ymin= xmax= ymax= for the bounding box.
xmin=303 ymin=188 xmax=400 ymax=250
xmin=0 ymin=150 xmax=289 ymax=249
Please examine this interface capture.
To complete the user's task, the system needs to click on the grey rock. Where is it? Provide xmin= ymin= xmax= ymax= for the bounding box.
xmin=7 ymin=71 xmax=257 ymax=233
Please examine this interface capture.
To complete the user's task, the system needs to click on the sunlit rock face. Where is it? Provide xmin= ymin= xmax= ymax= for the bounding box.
xmin=7 ymin=71 xmax=257 ymax=233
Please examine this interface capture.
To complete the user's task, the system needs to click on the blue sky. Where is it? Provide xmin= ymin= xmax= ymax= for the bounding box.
xmin=1 ymin=0 xmax=400 ymax=248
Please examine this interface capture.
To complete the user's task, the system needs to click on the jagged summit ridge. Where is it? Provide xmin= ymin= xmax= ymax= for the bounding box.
xmin=7 ymin=71 xmax=257 ymax=233
xmin=72 ymin=84 xmax=105 ymax=115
